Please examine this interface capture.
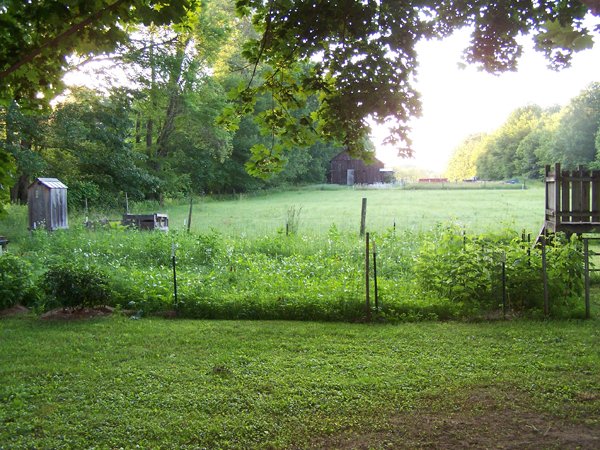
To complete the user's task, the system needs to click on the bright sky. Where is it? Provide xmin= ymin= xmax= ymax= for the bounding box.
xmin=374 ymin=27 xmax=600 ymax=174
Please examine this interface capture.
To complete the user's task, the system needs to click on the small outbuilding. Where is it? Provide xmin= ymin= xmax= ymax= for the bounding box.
xmin=122 ymin=213 xmax=169 ymax=231
xmin=329 ymin=151 xmax=387 ymax=185
xmin=28 ymin=178 xmax=68 ymax=231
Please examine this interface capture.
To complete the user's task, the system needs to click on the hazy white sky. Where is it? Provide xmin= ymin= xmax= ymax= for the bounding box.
xmin=374 ymin=27 xmax=600 ymax=174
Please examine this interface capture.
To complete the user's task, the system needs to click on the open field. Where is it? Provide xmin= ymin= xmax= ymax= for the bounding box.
xmin=0 ymin=184 xmax=589 ymax=322
xmin=1 ymin=184 xmax=545 ymax=242
xmin=1 ymin=312 xmax=599 ymax=449
xmin=165 ymin=184 xmax=545 ymax=236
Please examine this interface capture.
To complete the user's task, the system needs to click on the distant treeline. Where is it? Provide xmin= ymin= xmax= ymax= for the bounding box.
xmin=0 ymin=0 xmax=342 ymax=209
xmin=446 ymin=82 xmax=600 ymax=181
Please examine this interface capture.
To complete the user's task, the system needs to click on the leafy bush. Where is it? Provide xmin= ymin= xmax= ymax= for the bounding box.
xmin=5 ymin=217 xmax=587 ymax=320
xmin=0 ymin=254 xmax=38 ymax=308
xmin=414 ymin=225 xmax=496 ymax=312
xmin=42 ymin=261 xmax=112 ymax=309
xmin=413 ymin=227 xmax=584 ymax=316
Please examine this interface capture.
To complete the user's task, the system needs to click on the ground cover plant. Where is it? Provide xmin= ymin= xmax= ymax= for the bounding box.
xmin=1 ymin=186 xmax=598 ymax=448
xmin=0 ymin=185 xmax=589 ymax=321
xmin=0 ymin=315 xmax=598 ymax=449
xmin=0 ymin=220 xmax=587 ymax=321
xmin=0 ymin=184 xmax=544 ymax=243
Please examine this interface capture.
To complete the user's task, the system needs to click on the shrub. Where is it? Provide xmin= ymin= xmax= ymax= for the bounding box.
xmin=0 ymin=254 xmax=38 ymax=308
xmin=42 ymin=261 xmax=111 ymax=309
xmin=413 ymin=227 xmax=585 ymax=316
xmin=414 ymin=226 xmax=496 ymax=311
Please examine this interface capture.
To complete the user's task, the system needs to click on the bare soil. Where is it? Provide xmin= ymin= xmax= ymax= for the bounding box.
xmin=308 ymin=387 xmax=600 ymax=449
xmin=0 ymin=304 xmax=30 ymax=317
xmin=40 ymin=305 xmax=115 ymax=320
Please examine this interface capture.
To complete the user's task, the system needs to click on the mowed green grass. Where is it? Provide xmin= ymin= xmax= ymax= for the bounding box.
xmin=1 ymin=313 xmax=598 ymax=449
xmin=150 ymin=184 xmax=545 ymax=236
xmin=0 ymin=184 xmax=544 ymax=242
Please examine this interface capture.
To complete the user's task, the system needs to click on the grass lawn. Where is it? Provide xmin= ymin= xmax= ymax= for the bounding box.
xmin=172 ymin=185 xmax=544 ymax=236
xmin=1 ymin=310 xmax=599 ymax=449
xmin=122 ymin=184 xmax=544 ymax=237
xmin=1 ymin=184 xmax=545 ymax=244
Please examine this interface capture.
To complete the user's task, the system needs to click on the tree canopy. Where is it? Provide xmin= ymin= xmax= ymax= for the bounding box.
xmin=226 ymin=0 xmax=597 ymax=171
xmin=445 ymin=83 xmax=600 ymax=180
xmin=1 ymin=0 xmax=599 ymax=212
xmin=0 ymin=0 xmax=198 ymax=108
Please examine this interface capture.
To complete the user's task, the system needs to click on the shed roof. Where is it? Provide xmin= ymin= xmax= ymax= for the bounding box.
xmin=30 ymin=178 xmax=68 ymax=190
xmin=330 ymin=150 xmax=384 ymax=166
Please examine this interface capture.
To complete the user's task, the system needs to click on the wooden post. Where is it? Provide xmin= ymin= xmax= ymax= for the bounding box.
xmin=584 ymin=238 xmax=590 ymax=320
xmin=581 ymin=166 xmax=591 ymax=223
xmin=171 ymin=243 xmax=178 ymax=308
xmin=365 ymin=232 xmax=371 ymax=321
xmin=125 ymin=192 xmax=130 ymax=214
xmin=554 ymin=163 xmax=560 ymax=227
xmin=372 ymin=238 xmax=379 ymax=311
xmin=360 ymin=197 xmax=367 ymax=237
xmin=561 ymin=166 xmax=570 ymax=225
xmin=360 ymin=198 xmax=367 ymax=237
xmin=572 ymin=166 xmax=583 ymax=223
xmin=592 ymin=170 xmax=600 ymax=222
xmin=542 ymin=236 xmax=549 ymax=317
xmin=187 ymin=196 xmax=193 ymax=233
xmin=501 ymin=251 xmax=506 ymax=319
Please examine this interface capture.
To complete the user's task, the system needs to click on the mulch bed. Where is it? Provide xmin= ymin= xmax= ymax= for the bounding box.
xmin=0 ymin=304 xmax=30 ymax=317
xmin=40 ymin=305 xmax=115 ymax=320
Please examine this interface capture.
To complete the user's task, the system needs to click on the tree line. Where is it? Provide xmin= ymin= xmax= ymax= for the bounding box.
xmin=446 ymin=82 xmax=600 ymax=181
xmin=1 ymin=1 xmax=598 ymax=211
xmin=0 ymin=0 xmax=341 ymax=208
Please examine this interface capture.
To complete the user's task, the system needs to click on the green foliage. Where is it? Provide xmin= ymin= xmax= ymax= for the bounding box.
xmin=42 ymin=260 xmax=111 ymax=309
xmin=231 ymin=0 xmax=595 ymax=162
xmin=555 ymin=82 xmax=600 ymax=168
xmin=11 ymin=215 xmax=587 ymax=321
xmin=414 ymin=226 xmax=496 ymax=311
xmin=447 ymin=84 xmax=600 ymax=181
xmin=414 ymin=227 xmax=584 ymax=316
xmin=476 ymin=106 xmax=546 ymax=180
xmin=0 ymin=148 xmax=15 ymax=215
xmin=48 ymin=88 xmax=159 ymax=207
xmin=445 ymin=134 xmax=488 ymax=181
xmin=0 ymin=0 xmax=198 ymax=108
xmin=1 ymin=317 xmax=599 ymax=448
xmin=0 ymin=254 xmax=37 ymax=308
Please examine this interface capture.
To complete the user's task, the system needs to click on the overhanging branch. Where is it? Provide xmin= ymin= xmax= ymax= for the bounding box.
xmin=0 ymin=0 xmax=128 ymax=80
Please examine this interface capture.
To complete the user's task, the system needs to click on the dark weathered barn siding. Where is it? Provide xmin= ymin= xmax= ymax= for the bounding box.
xmin=28 ymin=178 xmax=68 ymax=230
xmin=329 ymin=151 xmax=386 ymax=185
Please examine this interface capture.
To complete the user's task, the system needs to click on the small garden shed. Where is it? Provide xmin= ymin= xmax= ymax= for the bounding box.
xmin=329 ymin=151 xmax=387 ymax=185
xmin=28 ymin=178 xmax=68 ymax=231
xmin=122 ymin=213 xmax=169 ymax=231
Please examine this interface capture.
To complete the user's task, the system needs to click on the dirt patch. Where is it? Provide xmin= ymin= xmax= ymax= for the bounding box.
xmin=307 ymin=387 xmax=600 ymax=449
xmin=40 ymin=305 xmax=115 ymax=320
xmin=0 ymin=304 xmax=30 ymax=317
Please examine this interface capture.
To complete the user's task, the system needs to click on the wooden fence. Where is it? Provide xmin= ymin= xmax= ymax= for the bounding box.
xmin=545 ymin=163 xmax=600 ymax=234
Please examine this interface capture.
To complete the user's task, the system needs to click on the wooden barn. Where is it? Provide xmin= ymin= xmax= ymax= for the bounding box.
xmin=329 ymin=151 xmax=387 ymax=185
xmin=28 ymin=178 xmax=68 ymax=231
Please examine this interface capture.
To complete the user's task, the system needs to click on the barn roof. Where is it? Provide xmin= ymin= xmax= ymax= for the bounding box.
xmin=30 ymin=178 xmax=68 ymax=190
xmin=330 ymin=150 xmax=384 ymax=166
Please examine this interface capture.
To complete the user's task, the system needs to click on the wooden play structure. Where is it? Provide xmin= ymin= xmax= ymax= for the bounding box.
xmin=542 ymin=163 xmax=600 ymax=237
xmin=542 ymin=163 xmax=600 ymax=319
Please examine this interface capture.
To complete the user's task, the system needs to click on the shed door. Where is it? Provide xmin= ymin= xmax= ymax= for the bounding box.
xmin=346 ymin=169 xmax=355 ymax=186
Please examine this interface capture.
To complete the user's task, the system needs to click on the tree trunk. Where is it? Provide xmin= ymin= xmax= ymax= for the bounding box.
xmin=10 ymin=174 xmax=29 ymax=204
